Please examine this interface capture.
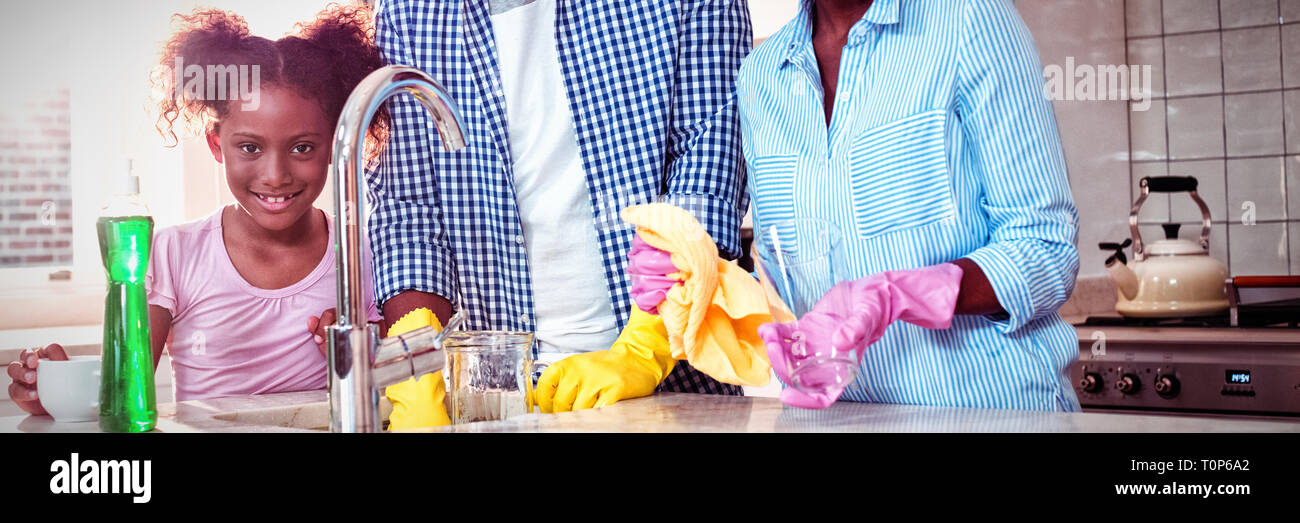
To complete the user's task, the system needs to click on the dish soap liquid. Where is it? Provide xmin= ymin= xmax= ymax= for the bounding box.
xmin=97 ymin=161 xmax=157 ymax=433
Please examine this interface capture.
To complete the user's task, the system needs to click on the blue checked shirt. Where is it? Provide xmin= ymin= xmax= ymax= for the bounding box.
xmin=369 ymin=0 xmax=752 ymax=393
xmin=739 ymin=0 xmax=1082 ymax=411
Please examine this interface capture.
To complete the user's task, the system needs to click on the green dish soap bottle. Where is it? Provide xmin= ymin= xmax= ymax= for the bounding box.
xmin=97 ymin=160 xmax=157 ymax=433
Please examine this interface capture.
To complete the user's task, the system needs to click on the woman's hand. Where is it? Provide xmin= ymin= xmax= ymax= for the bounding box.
xmin=6 ymin=344 xmax=69 ymax=416
xmin=307 ymin=309 xmax=337 ymax=357
xmin=757 ymin=263 xmax=965 ymax=409
xmin=627 ymin=234 xmax=679 ymax=314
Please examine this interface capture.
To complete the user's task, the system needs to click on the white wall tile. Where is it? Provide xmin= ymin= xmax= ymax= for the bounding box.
xmin=1222 ymin=27 xmax=1282 ymax=91
xmin=1127 ymin=37 xmax=1166 ymax=97
xmin=1209 ymin=222 xmax=1230 ymax=266
xmin=1132 ymin=162 xmax=1171 ymax=223
xmin=1290 ymin=222 xmax=1300 ymax=275
xmin=1170 ymin=160 xmax=1228 ymax=222
xmin=1287 ymin=90 xmax=1300 ymax=154
xmin=1227 ymin=157 xmax=1289 ymax=222
xmin=1020 ymin=0 xmax=1130 ymax=278
xmin=1167 ymin=95 xmax=1225 ymax=159
xmin=1219 ymin=0 xmax=1280 ymax=28
xmin=1229 ymin=222 xmax=1290 ymax=275
xmin=1127 ymin=0 xmax=1164 ymax=36
xmin=1164 ymin=0 xmax=1221 ymax=33
xmin=1283 ymin=0 xmax=1300 ymax=23
xmin=1130 ymin=99 xmax=1168 ymax=159
xmin=1164 ymin=33 xmax=1223 ymax=96
xmin=1225 ymin=92 xmax=1285 ymax=156
xmin=1284 ymin=24 xmax=1300 ymax=87
xmin=1287 ymin=155 xmax=1300 ymax=219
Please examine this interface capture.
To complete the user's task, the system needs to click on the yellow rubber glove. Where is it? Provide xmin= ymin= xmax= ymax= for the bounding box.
xmin=534 ymin=306 xmax=675 ymax=413
xmin=383 ymin=308 xmax=451 ymax=430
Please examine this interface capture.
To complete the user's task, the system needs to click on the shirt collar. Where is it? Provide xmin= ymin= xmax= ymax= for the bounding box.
xmin=779 ymin=0 xmax=900 ymax=67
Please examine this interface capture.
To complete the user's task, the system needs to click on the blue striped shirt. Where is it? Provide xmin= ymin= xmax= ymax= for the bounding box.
xmin=739 ymin=0 xmax=1082 ymax=411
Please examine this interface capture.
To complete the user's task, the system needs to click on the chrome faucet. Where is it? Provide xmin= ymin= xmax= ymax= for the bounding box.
xmin=328 ymin=65 xmax=467 ymax=433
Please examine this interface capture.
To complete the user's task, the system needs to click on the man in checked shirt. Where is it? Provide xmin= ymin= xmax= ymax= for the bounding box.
xmin=369 ymin=0 xmax=753 ymax=415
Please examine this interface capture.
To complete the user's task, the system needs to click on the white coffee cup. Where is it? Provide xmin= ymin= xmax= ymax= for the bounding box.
xmin=36 ymin=355 xmax=101 ymax=422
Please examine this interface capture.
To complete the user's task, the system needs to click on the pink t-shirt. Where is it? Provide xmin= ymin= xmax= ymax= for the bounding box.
xmin=146 ymin=207 xmax=382 ymax=401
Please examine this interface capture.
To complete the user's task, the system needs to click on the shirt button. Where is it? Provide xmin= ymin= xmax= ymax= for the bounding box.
xmin=518 ymin=313 xmax=528 ymax=324
xmin=514 ymin=234 xmax=525 ymax=245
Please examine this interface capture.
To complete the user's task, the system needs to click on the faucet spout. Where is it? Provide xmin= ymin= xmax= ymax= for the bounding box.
xmin=328 ymin=65 xmax=467 ymax=433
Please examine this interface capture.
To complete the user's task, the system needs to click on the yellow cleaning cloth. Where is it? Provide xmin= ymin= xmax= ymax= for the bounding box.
xmin=383 ymin=308 xmax=450 ymax=430
xmin=620 ymin=203 xmax=771 ymax=386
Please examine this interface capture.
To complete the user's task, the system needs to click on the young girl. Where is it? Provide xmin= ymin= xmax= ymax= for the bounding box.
xmin=7 ymin=4 xmax=386 ymax=413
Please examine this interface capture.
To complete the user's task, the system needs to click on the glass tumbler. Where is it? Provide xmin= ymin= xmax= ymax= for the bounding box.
xmin=753 ymin=218 xmax=862 ymax=398
xmin=442 ymin=331 xmax=540 ymax=424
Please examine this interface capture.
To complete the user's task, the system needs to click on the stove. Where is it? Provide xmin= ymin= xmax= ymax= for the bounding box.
xmin=1072 ymin=315 xmax=1300 ymax=418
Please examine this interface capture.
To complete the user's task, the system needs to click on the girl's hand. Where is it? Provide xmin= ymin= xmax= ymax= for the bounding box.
xmin=308 ymin=308 xmax=338 ymax=356
xmin=307 ymin=309 xmax=337 ymax=357
xmin=6 ymin=344 xmax=69 ymax=416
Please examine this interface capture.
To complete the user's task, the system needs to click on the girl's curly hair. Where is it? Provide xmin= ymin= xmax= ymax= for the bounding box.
xmin=153 ymin=3 xmax=387 ymax=158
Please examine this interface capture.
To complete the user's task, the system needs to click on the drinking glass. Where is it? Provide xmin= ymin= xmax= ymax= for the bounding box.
xmin=753 ymin=218 xmax=861 ymax=397
xmin=442 ymin=331 xmax=539 ymax=423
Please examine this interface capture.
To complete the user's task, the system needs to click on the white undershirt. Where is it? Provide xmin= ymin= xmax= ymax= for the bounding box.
xmin=491 ymin=0 xmax=620 ymax=356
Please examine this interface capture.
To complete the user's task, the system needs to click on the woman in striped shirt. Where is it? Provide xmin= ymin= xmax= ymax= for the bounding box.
xmin=733 ymin=0 xmax=1081 ymax=411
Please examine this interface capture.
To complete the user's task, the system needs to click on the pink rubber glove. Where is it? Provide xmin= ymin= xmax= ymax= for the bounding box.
xmin=758 ymin=263 xmax=965 ymax=409
xmin=627 ymin=234 xmax=678 ymax=314
xmin=757 ymin=310 xmax=849 ymax=409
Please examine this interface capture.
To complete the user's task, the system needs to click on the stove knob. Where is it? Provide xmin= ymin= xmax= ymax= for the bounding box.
xmin=1116 ymin=374 xmax=1141 ymax=395
xmin=1078 ymin=373 xmax=1104 ymax=393
xmin=1155 ymin=374 xmax=1180 ymax=399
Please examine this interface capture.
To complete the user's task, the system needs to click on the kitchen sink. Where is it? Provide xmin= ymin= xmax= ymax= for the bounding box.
xmin=212 ymin=398 xmax=394 ymax=431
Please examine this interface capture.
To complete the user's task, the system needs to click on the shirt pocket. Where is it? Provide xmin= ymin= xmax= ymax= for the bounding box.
xmin=748 ymin=154 xmax=799 ymax=226
xmin=846 ymin=108 xmax=956 ymax=239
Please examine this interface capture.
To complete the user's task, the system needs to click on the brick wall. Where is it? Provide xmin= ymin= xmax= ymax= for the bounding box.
xmin=0 ymin=88 xmax=72 ymax=268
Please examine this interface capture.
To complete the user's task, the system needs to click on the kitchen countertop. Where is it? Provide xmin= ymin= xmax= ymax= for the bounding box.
xmin=10 ymin=390 xmax=1296 ymax=433
xmin=1069 ymin=316 xmax=1300 ymax=344
xmin=2 ymin=390 xmax=330 ymax=433
xmin=425 ymin=392 xmax=1300 ymax=433
xmin=4 ymin=315 xmax=1297 ymax=432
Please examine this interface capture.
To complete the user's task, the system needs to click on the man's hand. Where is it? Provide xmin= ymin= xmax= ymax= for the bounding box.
xmin=533 ymin=307 xmax=675 ymax=413
xmin=7 ymin=344 xmax=70 ymax=416
xmin=533 ymin=350 xmax=663 ymax=413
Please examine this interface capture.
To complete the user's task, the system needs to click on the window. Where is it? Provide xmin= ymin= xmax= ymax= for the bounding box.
xmin=0 ymin=1 xmax=340 ymax=331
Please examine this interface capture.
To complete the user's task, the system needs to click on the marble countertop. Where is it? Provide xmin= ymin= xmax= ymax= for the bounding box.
xmin=6 ymin=391 xmax=1299 ymax=435
xmin=422 ymin=392 xmax=1300 ymax=433
xmin=2 ymin=390 xmax=331 ymax=433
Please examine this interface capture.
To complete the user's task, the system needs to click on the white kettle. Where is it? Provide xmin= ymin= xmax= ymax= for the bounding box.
xmin=1101 ymin=176 xmax=1229 ymax=318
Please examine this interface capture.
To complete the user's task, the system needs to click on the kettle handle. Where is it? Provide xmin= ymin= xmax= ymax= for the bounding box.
xmin=1129 ymin=176 xmax=1212 ymax=261
xmin=1142 ymin=176 xmax=1197 ymax=193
